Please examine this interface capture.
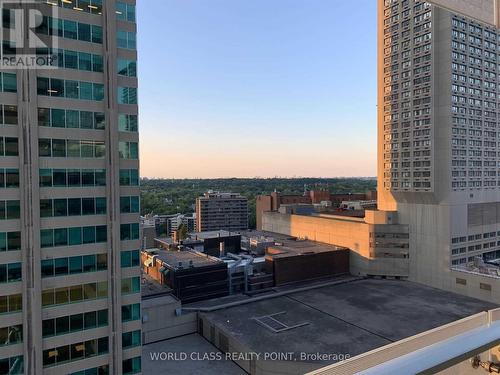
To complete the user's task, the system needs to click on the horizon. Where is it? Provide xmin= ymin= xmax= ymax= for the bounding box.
xmin=137 ymin=0 xmax=377 ymax=178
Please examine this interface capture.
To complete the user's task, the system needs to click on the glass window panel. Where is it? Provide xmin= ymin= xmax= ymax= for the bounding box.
xmin=95 ymin=197 xmax=106 ymax=214
xmin=67 ymin=169 xmax=80 ymax=186
xmin=78 ymin=52 xmax=92 ymax=71
xmin=84 ymin=311 xmax=97 ymax=329
xmin=65 ymin=80 xmax=79 ymax=99
xmin=68 ymin=227 xmax=82 ymax=246
xmin=67 ymin=198 xmax=81 ymax=216
xmin=52 ymin=169 xmax=66 ymax=186
xmin=0 ymin=232 xmax=5 ymax=251
xmin=64 ymin=50 xmax=77 ymax=69
xmin=93 ymin=83 xmax=104 ymax=101
xmin=97 ymin=309 xmax=108 ymax=325
xmin=94 ymin=112 xmax=105 ymax=130
xmin=82 ymin=226 xmax=95 ymax=244
xmin=96 ymin=225 xmax=107 ymax=242
xmin=95 ymin=169 xmax=106 ymax=186
xmin=79 ymin=81 xmax=93 ymax=100
xmin=42 ymin=289 xmax=54 ymax=306
xmin=83 ymin=282 xmax=97 ymax=299
xmin=38 ymin=108 xmax=50 ymax=127
xmin=66 ymin=110 xmax=79 ymax=128
xmin=63 ymin=19 xmax=77 ymax=39
xmin=130 ymin=197 xmax=139 ymax=213
xmin=92 ymin=54 xmax=103 ymax=72
xmin=54 ymin=227 xmax=68 ymax=246
xmin=55 ymin=287 xmax=69 ymax=305
xmin=2 ymin=73 xmax=16 ymax=92
xmin=77 ymin=22 xmax=91 ymax=42
xmin=6 ymin=201 xmax=20 ymax=219
xmin=94 ymin=141 xmax=105 ymax=158
xmin=7 ymin=231 xmax=20 ymax=250
xmin=37 ymin=77 xmax=49 ymax=95
xmin=81 ymin=169 xmax=95 ymax=186
xmin=70 ymin=313 xmax=83 ymax=331
xmin=80 ymin=111 xmax=93 ymax=129
xmin=41 ymin=259 xmax=54 ymax=277
xmin=7 ymin=263 xmax=21 ymax=282
xmin=40 ymin=229 xmax=53 ymax=248
xmin=54 ymin=258 xmax=68 ymax=275
xmin=130 ymin=169 xmax=139 ymax=185
xmin=121 ymin=251 xmax=131 ymax=268
xmin=5 ymin=169 xmax=18 ymax=187
xmin=69 ymin=256 xmax=82 ymax=274
xmin=55 ymin=316 xmax=69 ymax=335
xmin=39 ymin=139 xmax=51 ymax=157
xmin=50 ymin=78 xmax=64 ymax=97
xmin=91 ymin=25 xmax=103 ymax=44
xmin=8 ymin=294 xmax=21 ymax=312
xmin=42 ymin=319 xmax=55 ymax=337
xmin=82 ymin=198 xmax=95 ymax=215
xmin=119 ymin=169 xmax=130 ymax=185
xmin=51 ymin=109 xmax=65 ymax=128
xmin=67 ymin=140 xmax=80 ymax=157
xmin=70 ymin=285 xmax=83 ymax=302
xmin=0 ymin=264 xmax=6 ymax=283
xmin=96 ymin=254 xmax=107 ymax=270
xmin=129 ymin=142 xmax=138 ymax=159
xmin=81 ymin=141 xmax=93 ymax=158
xmin=4 ymin=105 xmax=17 ymax=125
xmin=53 ymin=199 xmax=67 ymax=217
xmin=97 ymin=281 xmax=107 ymax=298
xmin=51 ymin=139 xmax=66 ymax=157
xmin=39 ymin=169 xmax=52 ymax=187
xmin=0 ymin=296 xmax=6 ymax=314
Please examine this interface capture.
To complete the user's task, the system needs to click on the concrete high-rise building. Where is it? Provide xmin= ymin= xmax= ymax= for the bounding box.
xmin=196 ymin=192 xmax=248 ymax=232
xmin=379 ymin=0 xmax=500 ymax=296
xmin=0 ymin=1 xmax=141 ymax=374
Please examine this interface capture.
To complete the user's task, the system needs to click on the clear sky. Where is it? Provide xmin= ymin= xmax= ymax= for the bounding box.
xmin=137 ymin=0 xmax=377 ymax=178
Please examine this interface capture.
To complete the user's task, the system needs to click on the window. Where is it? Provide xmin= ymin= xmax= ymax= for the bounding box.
xmin=119 ymin=142 xmax=138 ymax=159
xmin=42 ymin=336 xmax=109 ymax=367
xmin=41 ymin=254 xmax=107 ymax=278
xmin=38 ymin=108 xmax=105 ymax=129
xmin=0 ymin=262 xmax=22 ymax=283
xmin=42 ymin=309 xmax=108 ymax=338
xmin=121 ymin=250 xmax=139 ymax=268
xmin=120 ymin=223 xmax=139 ymax=241
xmin=118 ymin=114 xmax=138 ymax=132
xmin=42 ymin=281 xmax=107 ymax=307
xmin=121 ymin=276 xmax=140 ymax=294
xmin=122 ymin=330 xmax=141 ymax=348
xmin=0 ymin=324 xmax=22 ymax=347
xmin=121 ymin=303 xmax=140 ymax=322
xmin=117 ymin=30 xmax=136 ymax=49
xmin=123 ymin=357 xmax=141 ymax=375
xmin=116 ymin=2 xmax=136 ymax=22
xmin=37 ymin=15 xmax=103 ymax=44
xmin=120 ymin=169 xmax=139 ymax=186
xmin=0 ymin=201 xmax=20 ymax=220
xmin=0 ymin=105 xmax=17 ymax=125
xmin=40 ymin=226 xmax=107 ymax=248
xmin=117 ymin=59 xmax=137 ymax=77
xmin=120 ymin=196 xmax=139 ymax=213
xmin=38 ymin=139 xmax=105 ymax=158
xmin=0 ymin=293 xmax=22 ymax=314
xmin=118 ymin=86 xmax=138 ymax=104
xmin=0 ymin=356 xmax=23 ymax=375
xmin=0 ymin=72 xmax=16 ymax=92
xmin=0 ymin=232 xmax=21 ymax=251
xmin=37 ymin=77 xmax=104 ymax=101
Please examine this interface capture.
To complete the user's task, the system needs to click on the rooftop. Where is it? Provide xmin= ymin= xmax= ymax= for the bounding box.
xmin=145 ymin=248 xmax=223 ymax=269
xmin=141 ymin=273 xmax=172 ymax=298
xmin=199 ymin=278 xmax=497 ymax=364
xmin=191 ymin=230 xmax=240 ymax=240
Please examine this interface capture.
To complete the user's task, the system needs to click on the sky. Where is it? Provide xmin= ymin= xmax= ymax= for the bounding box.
xmin=137 ymin=0 xmax=377 ymax=178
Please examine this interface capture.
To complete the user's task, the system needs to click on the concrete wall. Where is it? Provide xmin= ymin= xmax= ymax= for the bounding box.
xmin=142 ymin=295 xmax=197 ymax=344
xmin=262 ymin=212 xmax=409 ymax=277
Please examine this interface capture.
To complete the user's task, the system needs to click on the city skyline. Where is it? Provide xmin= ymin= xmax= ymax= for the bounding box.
xmin=137 ymin=0 xmax=378 ymax=178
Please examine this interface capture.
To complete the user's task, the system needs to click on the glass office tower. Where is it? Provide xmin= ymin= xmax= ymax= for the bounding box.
xmin=0 ymin=0 xmax=141 ymax=373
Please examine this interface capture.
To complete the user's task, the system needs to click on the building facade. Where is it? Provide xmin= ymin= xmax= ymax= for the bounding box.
xmin=0 ymin=1 xmax=141 ymax=374
xmin=379 ymin=0 xmax=500 ymax=295
xmin=196 ymin=192 xmax=248 ymax=232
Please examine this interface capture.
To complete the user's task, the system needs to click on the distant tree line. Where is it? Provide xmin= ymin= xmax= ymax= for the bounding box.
xmin=140 ymin=177 xmax=377 ymax=229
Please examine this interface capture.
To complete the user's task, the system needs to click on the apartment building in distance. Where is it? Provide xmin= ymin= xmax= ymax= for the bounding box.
xmin=0 ymin=1 xmax=141 ymax=374
xmin=196 ymin=192 xmax=248 ymax=232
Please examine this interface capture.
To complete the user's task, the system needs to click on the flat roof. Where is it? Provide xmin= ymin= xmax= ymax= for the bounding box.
xmin=143 ymin=334 xmax=245 ymax=375
xmin=191 ymin=230 xmax=240 ymax=240
xmin=200 ymin=278 xmax=497 ymax=364
xmin=141 ymin=273 xmax=172 ymax=298
xmin=154 ymin=249 xmax=223 ymax=269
